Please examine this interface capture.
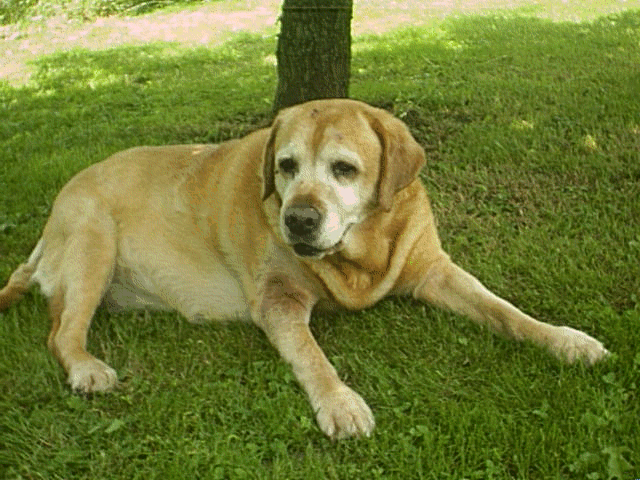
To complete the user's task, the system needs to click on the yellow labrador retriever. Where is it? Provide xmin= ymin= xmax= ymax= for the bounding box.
xmin=0 ymin=99 xmax=608 ymax=439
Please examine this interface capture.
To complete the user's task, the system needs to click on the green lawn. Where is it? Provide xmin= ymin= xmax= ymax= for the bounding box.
xmin=1 ymin=3 xmax=639 ymax=479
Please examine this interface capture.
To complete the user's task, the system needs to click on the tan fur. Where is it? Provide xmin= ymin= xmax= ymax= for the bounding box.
xmin=0 ymin=99 xmax=609 ymax=439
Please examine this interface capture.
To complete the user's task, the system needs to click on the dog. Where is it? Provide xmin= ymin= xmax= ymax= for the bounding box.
xmin=0 ymin=99 xmax=609 ymax=439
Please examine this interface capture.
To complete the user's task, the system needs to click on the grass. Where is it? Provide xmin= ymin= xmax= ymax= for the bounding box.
xmin=1 ymin=2 xmax=639 ymax=479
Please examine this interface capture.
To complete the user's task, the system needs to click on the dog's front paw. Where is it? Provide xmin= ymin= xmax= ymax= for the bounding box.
xmin=552 ymin=326 xmax=610 ymax=366
xmin=68 ymin=358 xmax=117 ymax=393
xmin=314 ymin=385 xmax=375 ymax=440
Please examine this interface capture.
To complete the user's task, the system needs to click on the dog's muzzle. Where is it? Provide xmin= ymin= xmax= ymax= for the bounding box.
xmin=283 ymin=204 xmax=329 ymax=258
xmin=282 ymin=204 xmax=351 ymax=259
xmin=284 ymin=205 xmax=322 ymax=238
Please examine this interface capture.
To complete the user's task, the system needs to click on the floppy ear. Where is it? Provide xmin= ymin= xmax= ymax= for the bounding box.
xmin=261 ymin=119 xmax=280 ymax=201
xmin=368 ymin=111 xmax=426 ymax=211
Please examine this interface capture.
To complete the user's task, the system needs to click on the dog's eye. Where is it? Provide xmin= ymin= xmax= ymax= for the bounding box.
xmin=278 ymin=158 xmax=298 ymax=176
xmin=331 ymin=161 xmax=358 ymax=179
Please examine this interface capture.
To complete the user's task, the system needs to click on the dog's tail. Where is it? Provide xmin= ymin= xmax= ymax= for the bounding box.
xmin=0 ymin=240 xmax=43 ymax=311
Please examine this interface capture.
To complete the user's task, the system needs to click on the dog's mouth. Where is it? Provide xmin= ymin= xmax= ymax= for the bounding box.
xmin=293 ymin=243 xmax=327 ymax=258
xmin=292 ymin=242 xmax=344 ymax=259
xmin=290 ymin=225 xmax=352 ymax=259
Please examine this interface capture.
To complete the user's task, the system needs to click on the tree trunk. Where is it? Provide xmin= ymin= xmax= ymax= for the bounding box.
xmin=273 ymin=0 xmax=353 ymax=113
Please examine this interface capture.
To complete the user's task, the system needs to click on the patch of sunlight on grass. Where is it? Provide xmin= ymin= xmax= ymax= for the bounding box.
xmin=511 ymin=119 xmax=535 ymax=130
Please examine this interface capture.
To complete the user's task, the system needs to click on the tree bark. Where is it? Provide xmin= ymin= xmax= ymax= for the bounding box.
xmin=273 ymin=0 xmax=353 ymax=113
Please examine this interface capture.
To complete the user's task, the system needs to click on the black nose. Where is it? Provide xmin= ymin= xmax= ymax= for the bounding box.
xmin=284 ymin=205 xmax=322 ymax=237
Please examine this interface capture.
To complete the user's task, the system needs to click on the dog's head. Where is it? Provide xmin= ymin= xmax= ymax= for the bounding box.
xmin=262 ymin=99 xmax=425 ymax=259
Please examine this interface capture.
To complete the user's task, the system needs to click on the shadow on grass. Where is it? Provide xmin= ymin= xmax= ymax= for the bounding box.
xmin=1 ymin=34 xmax=277 ymax=156
xmin=2 ymin=10 xmax=638 ymax=156
xmin=353 ymin=10 xmax=640 ymax=146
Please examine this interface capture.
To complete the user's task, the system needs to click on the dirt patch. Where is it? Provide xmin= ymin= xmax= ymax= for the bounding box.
xmin=0 ymin=0 xmax=512 ymax=85
xmin=1 ymin=1 xmax=282 ymax=85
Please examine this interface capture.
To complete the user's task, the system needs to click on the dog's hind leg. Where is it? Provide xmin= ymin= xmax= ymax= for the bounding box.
xmin=0 ymin=240 xmax=43 ymax=310
xmin=47 ymin=215 xmax=118 ymax=393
